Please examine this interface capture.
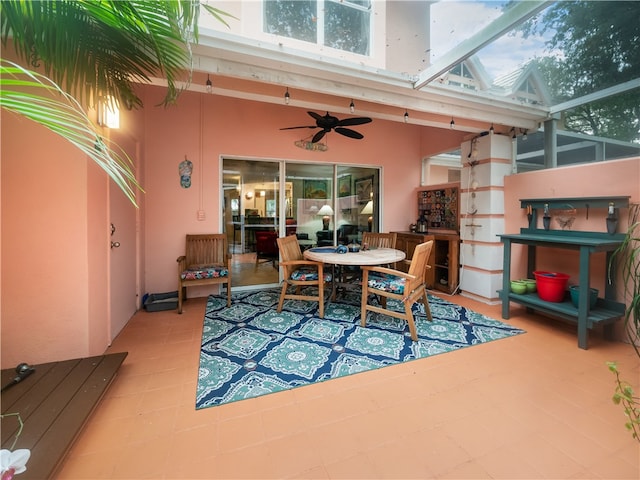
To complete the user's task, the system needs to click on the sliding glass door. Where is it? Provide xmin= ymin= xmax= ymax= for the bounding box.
xmin=222 ymin=158 xmax=380 ymax=289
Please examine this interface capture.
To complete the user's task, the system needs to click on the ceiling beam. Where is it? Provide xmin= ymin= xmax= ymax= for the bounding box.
xmin=414 ymin=0 xmax=553 ymax=90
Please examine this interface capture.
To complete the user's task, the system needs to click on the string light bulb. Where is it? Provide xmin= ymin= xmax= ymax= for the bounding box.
xmin=205 ymin=74 xmax=212 ymax=93
xmin=284 ymin=88 xmax=290 ymax=105
xmin=450 ymin=117 xmax=455 ymax=129
xmin=349 ymin=99 xmax=355 ymax=113
xmin=404 ymin=110 xmax=409 ymax=123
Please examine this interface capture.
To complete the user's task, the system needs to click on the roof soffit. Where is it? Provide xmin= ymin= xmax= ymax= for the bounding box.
xmin=189 ymin=28 xmax=547 ymax=133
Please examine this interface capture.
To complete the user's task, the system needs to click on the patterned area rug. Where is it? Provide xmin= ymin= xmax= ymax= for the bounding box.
xmin=196 ymin=288 xmax=525 ymax=409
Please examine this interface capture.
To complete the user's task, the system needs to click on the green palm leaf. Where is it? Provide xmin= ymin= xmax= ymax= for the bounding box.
xmin=0 ymin=1 xmax=235 ymax=205
xmin=1 ymin=60 xmax=141 ymax=206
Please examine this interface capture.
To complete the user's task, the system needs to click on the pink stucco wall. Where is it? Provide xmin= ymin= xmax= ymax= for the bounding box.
xmin=504 ymin=157 xmax=640 ymax=297
xmin=139 ymin=86 xmax=466 ymax=295
xmin=1 ymin=85 xmax=465 ymax=365
xmin=3 ymin=76 xmax=637 ymax=365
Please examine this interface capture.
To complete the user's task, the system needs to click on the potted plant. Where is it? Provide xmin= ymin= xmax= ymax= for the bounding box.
xmin=608 ymin=203 xmax=640 ymax=442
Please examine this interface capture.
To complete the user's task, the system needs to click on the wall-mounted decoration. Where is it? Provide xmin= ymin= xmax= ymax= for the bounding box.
xmin=338 ymin=175 xmax=352 ymax=197
xmin=355 ymin=176 xmax=373 ymax=203
xmin=303 ymin=179 xmax=328 ymax=199
xmin=417 ymin=186 xmax=459 ymax=233
xmin=179 ymin=156 xmax=193 ymax=188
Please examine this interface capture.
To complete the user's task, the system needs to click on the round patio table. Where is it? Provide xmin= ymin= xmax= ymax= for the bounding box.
xmin=303 ymin=247 xmax=406 ymax=300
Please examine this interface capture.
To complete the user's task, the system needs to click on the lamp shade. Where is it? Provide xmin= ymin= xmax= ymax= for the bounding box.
xmin=317 ymin=205 xmax=334 ymax=216
xmin=360 ymin=201 xmax=373 ymax=215
xmin=318 ymin=204 xmax=334 ymax=230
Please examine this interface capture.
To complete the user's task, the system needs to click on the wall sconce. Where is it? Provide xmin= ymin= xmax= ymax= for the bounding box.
xmin=317 ymin=204 xmax=334 ymax=230
xmin=245 ymin=191 xmax=254 ymax=200
xmin=404 ymin=110 xmax=409 ymax=123
xmin=205 ymin=74 xmax=212 ymax=93
xmin=98 ymin=96 xmax=120 ymax=129
xmin=350 ymin=99 xmax=355 ymax=113
xmin=284 ymin=88 xmax=290 ymax=104
xmin=260 ymin=190 xmax=266 ymax=197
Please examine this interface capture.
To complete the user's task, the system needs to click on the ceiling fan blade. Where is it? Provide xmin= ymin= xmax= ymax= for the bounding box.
xmin=337 ymin=117 xmax=372 ymax=127
xmin=307 ymin=111 xmax=323 ymax=121
xmin=335 ymin=127 xmax=364 ymax=139
xmin=312 ymin=130 xmax=327 ymax=143
xmin=280 ymin=125 xmax=317 ymax=130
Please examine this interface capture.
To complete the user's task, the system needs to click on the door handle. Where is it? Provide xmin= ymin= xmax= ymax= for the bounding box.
xmin=111 ymin=241 xmax=121 ymax=249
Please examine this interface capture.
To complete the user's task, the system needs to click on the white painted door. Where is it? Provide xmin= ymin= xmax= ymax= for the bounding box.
xmin=109 ymin=136 xmax=140 ymax=341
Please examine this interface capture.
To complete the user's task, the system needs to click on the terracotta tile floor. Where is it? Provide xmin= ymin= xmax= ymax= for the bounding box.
xmin=57 ymin=293 xmax=639 ymax=479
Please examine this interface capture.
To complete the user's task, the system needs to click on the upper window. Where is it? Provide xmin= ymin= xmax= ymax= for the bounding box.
xmin=264 ymin=0 xmax=371 ymax=56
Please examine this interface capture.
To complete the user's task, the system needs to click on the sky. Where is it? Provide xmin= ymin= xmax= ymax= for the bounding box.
xmin=430 ymin=0 xmax=554 ymax=80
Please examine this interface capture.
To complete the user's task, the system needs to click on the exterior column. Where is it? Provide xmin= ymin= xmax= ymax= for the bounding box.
xmin=459 ymin=133 xmax=513 ymax=303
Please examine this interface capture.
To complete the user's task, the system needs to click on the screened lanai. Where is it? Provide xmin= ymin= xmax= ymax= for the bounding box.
xmin=185 ymin=0 xmax=638 ymax=164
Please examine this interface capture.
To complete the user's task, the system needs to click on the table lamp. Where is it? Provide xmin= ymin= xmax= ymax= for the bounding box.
xmin=318 ymin=204 xmax=334 ymax=230
xmin=360 ymin=200 xmax=373 ymax=231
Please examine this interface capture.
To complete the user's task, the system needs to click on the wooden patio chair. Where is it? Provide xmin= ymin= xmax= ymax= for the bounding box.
xmin=276 ymin=235 xmax=332 ymax=318
xmin=341 ymin=231 xmax=398 ymax=284
xmin=362 ymin=231 xmax=397 ymax=249
xmin=360 ymin=240 xmax=434 ymax=341
xmin=177 ymin=234 xmax=231 ymax=313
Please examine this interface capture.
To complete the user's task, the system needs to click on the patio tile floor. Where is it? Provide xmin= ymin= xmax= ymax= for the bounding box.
xmin=56 ymin=293 xmax=640 ymax=479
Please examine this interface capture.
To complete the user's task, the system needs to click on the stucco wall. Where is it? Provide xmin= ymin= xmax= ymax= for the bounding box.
xmin=140 ymin=86 xmax=464 ymax=295
xmin=504 ymin=157 xmax=640 ymax=298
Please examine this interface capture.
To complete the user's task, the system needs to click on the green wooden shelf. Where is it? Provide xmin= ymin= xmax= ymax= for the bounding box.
xmin=499 ymin=290 xmax=625 ymax=328
xmin=499 ymin=195 xmax=628 ymax=349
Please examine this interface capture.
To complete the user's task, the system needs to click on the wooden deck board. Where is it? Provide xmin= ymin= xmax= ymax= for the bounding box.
xmin=1 ymin=352 xmax=127 ymax=479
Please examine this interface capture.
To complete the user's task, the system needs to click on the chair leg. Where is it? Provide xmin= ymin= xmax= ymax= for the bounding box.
xmin=178 ymin=284 xmax=184 ymax=314
xmin=360 ymin=302 xmax=368 ymax=328
xmin=422 ymin=291 xmax=432 ymax=321
xmin=317 ymin=280 xmax=324 ymax=319
xmin=226 ymin=281 xmax=231 ymax=307
xmin=404 ymin=302 xmax=418 ymax=341
xmin=277 ymin=282 xmax=288 ymax=313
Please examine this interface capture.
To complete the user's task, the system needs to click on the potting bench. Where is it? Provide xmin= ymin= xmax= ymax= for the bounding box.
xmin=499 ymin=196 xmax=629 ymax=349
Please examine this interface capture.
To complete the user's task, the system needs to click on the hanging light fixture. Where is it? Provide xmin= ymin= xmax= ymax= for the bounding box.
xmin=284 ymin=87 xmax=290 ymax=105
xmin=404 ymin=110 xmax=409 ymax=123
xmin=510 ymin=127 xmax=517 ymax=139
xmin=349 ymin=99 xmax=355 ymax=114
xmin=522 ymin=129 xmax=528 ymax=140
xmin=205 ymin=74 xmax=212 ymax=93
xmin=489 ymin=123 xmax=495 ymax=134
xmin=450 ymin=117 xmax=455 ymax=129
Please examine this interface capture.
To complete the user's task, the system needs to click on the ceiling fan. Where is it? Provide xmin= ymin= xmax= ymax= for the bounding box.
xmin=281 ymin=111 xmax=372 ymax=143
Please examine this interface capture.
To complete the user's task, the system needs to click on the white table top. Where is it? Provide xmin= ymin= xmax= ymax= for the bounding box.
xmin=303 ymin=247 xmax=405 ymax=266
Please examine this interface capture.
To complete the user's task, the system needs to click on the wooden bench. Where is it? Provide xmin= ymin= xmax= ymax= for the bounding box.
xmin=1 ymin=352 xmax=128 ymax=479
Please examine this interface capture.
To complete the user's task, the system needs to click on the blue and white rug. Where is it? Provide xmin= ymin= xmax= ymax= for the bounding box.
xmin=196 ymin=288 xmax=525 ymax=409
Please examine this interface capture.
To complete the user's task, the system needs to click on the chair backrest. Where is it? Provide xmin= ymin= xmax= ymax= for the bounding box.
xmin=362 ymin=232 xmax=397 ymax=249
xmin=277 ymin=235 xmax=303 ymax=262
xmin=185 ymin=234 xmax=228 ymax=267
xmin=255 ymin=230 xmax=278 ymax=255
xmin=337 ymin=224 xmax=358 ymax=244
xmin=407 ymin=240 xmax=434 ymax=281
